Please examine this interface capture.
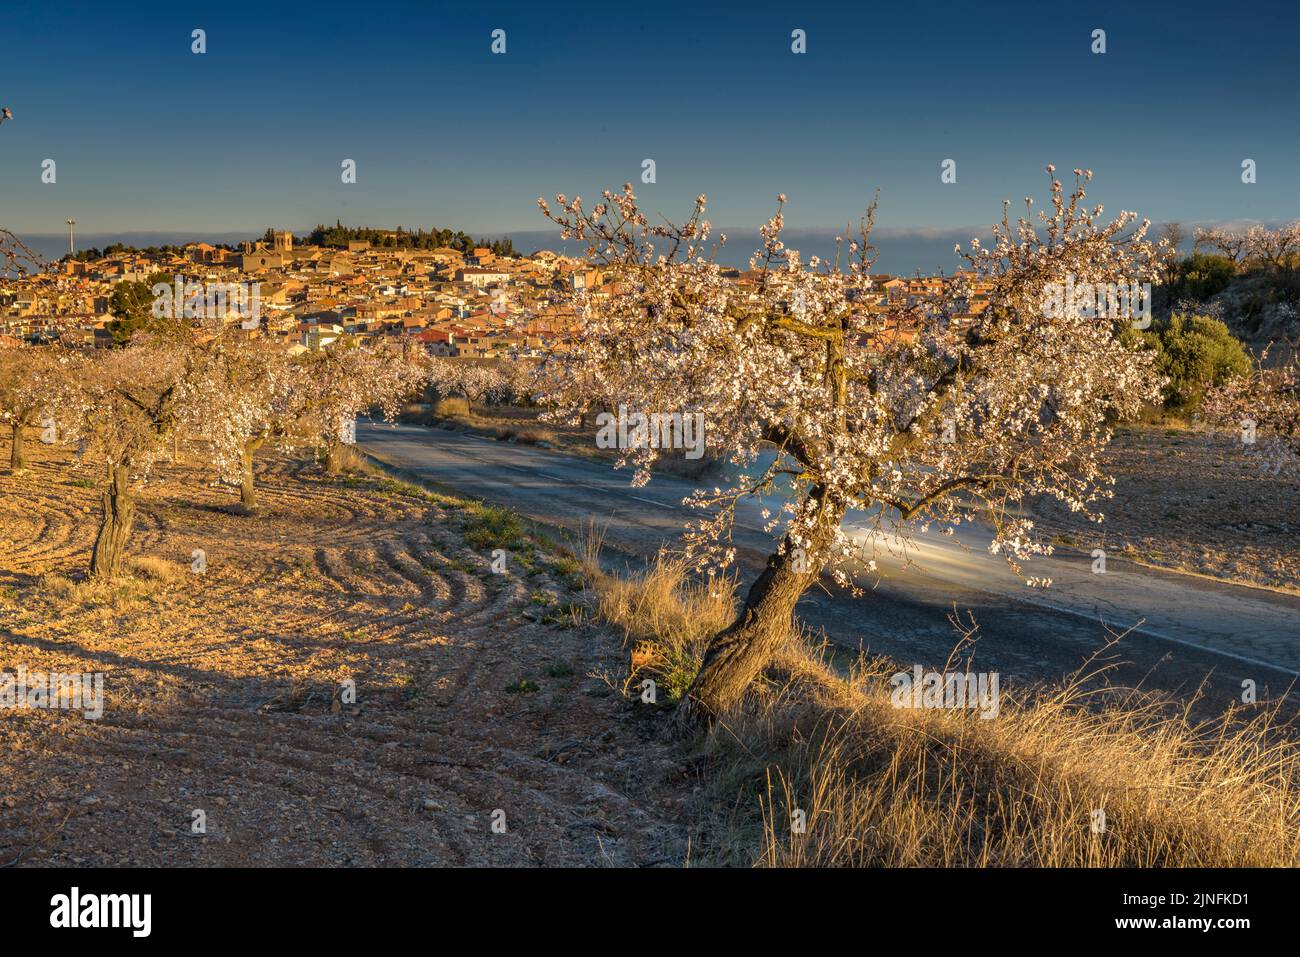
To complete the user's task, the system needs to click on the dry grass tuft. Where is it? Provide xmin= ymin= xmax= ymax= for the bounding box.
xmin=39 ymin=556 xmax=186 ymax=608
xmin=581 ymin=533 xmax=733 ymax=703
xmin=128 ymin=555 xmax=186 ymax=584
xmin=434 ymin=397 xmax=471 ymax=418
xmin=505 ymin=425 xmax=556 ymax=445
xmin=325 ymin=443 xmax=366 ymax=473
xmin=586 ymin=549 xmax=1300 ymax=866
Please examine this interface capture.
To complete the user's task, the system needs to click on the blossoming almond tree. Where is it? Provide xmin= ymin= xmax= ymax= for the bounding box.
xmin=46 ymin=335 xmax=198 ymax=579
xmin=1194 ymin=222 xmax=1300 ymax=271
xmin=0 ymin=344 xmax=69 ymax=472
xmin=173 ymin=334 xmax=310 ymax=511
xmin=298 ymin=339 xmax=429 ymax=476
xmin=1203 ymin=347 xmax=1300 ymax=474
xmin=538 ymin=168 xmax=1165 ymax=719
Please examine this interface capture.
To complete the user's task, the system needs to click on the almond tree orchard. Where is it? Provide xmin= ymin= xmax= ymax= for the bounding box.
xmin=426 ymin=357 xmax=519 ymax=407
xmin=538 ymin=168 xmax=1167 ymax=719
xmin=179 ymin=335 xmax=427 ymax=507
xmin=26 ymin=328 xmax=425 ymax=578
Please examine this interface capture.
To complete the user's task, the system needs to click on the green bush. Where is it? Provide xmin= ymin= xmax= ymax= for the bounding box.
xmin=1122 ymin=312 xmax=1251 ymax=411
xmin=1165 ymin=253 xmax=1237 ymax=303
xmin=462 ymin=503 xmax=527 ymax=550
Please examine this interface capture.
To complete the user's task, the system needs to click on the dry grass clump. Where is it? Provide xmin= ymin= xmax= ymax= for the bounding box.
xmin=434 ymin=397 xmax=471 ymax=418
xmin=323 ymin=443 xmax=366 ymax=473
xmin=504 ymin=425 xmax=556 ymax=445
xmin=39 ymin=556 xmax=187 ymax=608
xmin=581 ymin=537 xmax=733 ymax=703
xmin=743 ymin=660 xmax=1300 ymax=867
xmin=586 ymin=548 xmax=1300 ymax=866
xmin=128 ymin=555 xmax=186 ymax=584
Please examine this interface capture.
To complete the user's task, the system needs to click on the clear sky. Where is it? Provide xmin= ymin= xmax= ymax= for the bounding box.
xmin=1 ymin=0 xmax=1297 ymax=247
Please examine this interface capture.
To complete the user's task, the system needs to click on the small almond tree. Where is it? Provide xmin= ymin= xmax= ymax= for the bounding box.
xmin=299 ymin=339 xmax=428 ymax=475
xmin=0 ymin=345 xmax=70 ymax=472
xmin=48 ymin=335 xmax=198 ymax=579
xmin=174 ymin=334 xmax=308 ymax=511
xmin=0 ymin=232 xmax=59 ymax=473
xmin=538 ymin=168 xmax=1165 ymax=719
xmin=1203 ymin=346 xmax=1300 ymax=474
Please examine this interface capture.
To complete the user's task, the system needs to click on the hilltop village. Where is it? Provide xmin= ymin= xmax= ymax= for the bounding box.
xmin=0 ymin=227 xmax=995 ymax=356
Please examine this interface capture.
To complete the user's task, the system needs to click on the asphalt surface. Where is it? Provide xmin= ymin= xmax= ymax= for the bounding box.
xmin=359 ymin=420 xmax=1300 ymax=718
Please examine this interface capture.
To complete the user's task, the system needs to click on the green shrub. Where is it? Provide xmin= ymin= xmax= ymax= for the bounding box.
xmin=462 ymin=503 xmax=526 ymax=550
xmin=1166 ymin=253 xmax=1237 ymax=303
xmin=1122 ymin=312 xmax=1251 ymax=411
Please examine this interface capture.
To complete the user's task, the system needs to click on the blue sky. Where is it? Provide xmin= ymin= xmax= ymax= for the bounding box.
xmin=1 ymin=0 xmax=1297 ymax=261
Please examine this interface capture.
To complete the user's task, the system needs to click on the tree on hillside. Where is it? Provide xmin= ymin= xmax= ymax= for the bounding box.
xmin=301 ymin=222 xmax=517 ymax=256
xmin=537 ymin=168 xmax=1165 ymax=720
xmin=1157 ymin=222 xmax=1184 ymax=255
xmin=1195 ymin=223 xmax=1300 ymax=272
xmin=1195 ymin=227 xmax=1250 ymax=265
xmin=1154 ymin=222 xmax=1185 ymax=307
xmin=1244 ymin=223 xmax=1300 ymax=271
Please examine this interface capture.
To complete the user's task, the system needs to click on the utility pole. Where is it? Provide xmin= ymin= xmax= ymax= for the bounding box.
xmin=66 ymin=218 xmax=76 ymax=255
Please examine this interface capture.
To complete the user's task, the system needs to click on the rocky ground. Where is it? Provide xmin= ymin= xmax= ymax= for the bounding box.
xmin=0 ymin=440 xmax=702 ymax=867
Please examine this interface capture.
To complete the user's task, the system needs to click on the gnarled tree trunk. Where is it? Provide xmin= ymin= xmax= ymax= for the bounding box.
xmin=239 ymin=437 xmax=264 ymax=510
xmin=9 ymin=421 xmax=25 ymax=472
xmin=683 ymin=487 xmax=845 ymax=721
xmin=90 ymin=463 xmax=135 ymax=580
xmin=323 ymin=439 xmax=345 ymax=476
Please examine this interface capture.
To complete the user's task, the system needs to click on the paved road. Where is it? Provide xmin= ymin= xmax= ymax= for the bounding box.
xmin=359 ymin=421 xmax=1300 ymax=716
